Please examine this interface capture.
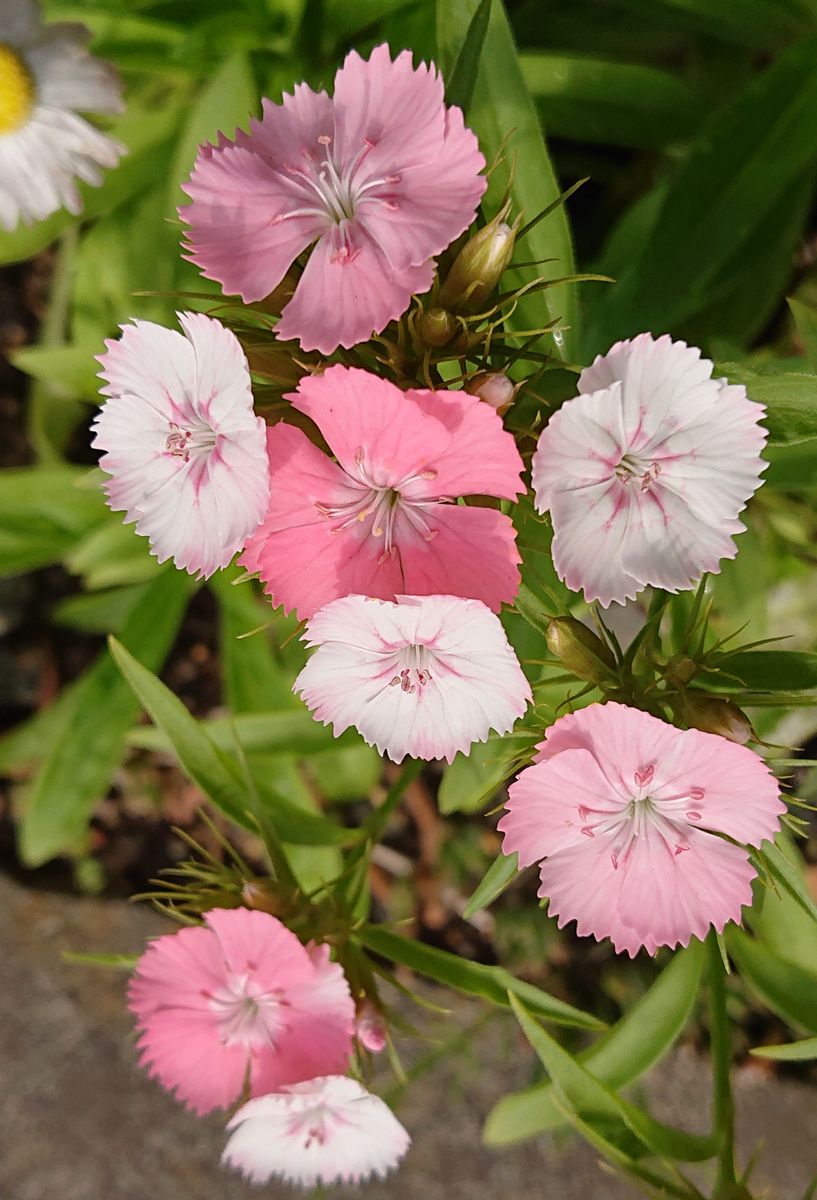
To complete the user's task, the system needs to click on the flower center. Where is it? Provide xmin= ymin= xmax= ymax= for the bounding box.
xmin=277 ymin=134 xmax=402 ymax=234
xmin=576 ymin=763 xmax=707 ymax=870
xmin=389 ymin=644 xmax=433 ymax=694
xmin=165 ymin=420 xmax=218 ymax=463
xmin=206 ymin=972 xmax=289 ymax=1049
xmin=615 ymin=453 xmax=661 ymax=492
xmin=316 ymin=448 xmax=444 ymax=564
xmin=285 ymin=1100 xmax=351 ymax=1150
xmin=0 ymin=44 xmax=35 ymax=136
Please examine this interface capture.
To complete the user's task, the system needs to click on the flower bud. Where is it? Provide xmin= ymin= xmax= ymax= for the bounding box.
xmin=355 ymin=1000 xmax=387 ymax=1054
xmin=664 ymin=656 xmax=698 ymax=686
xmin=466 ymin=372 xmax=516 ymax=415
xmin=679 ymin=694 xmax=754 ymax=744
xmin=415 ymin=306 xmax=457 ymax=347
xmin=437 ymin=212 xmax=517 ymax=313
xmin=242 ymin=878 xmax=287 ymax=916
xmin=546 ymin=617 xmax=616 ymax=685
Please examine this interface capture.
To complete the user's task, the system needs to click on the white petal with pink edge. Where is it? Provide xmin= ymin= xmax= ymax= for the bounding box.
xmin=532 ymin=333 xmax=767 ymax=607
xmin=92 ymin=313 xmax=269 ymax=580
xmin=294 ymin=594 xmax=532 ymax=764
xmin=222 ymin=1076 xmax=410 ymax=1188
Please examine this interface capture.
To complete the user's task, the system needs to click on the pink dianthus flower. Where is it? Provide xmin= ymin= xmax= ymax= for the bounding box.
xmin=92 ymin=312 xmax=269 ymax=579
xmin=222 ymin=1076 xmax=410 ymax=1188
xmin=181 ymin=44 xmax=486 ymax=355
xmin=127 ymin=907 xmax=355 ymax=1115
xmin=531 ymin=333 xmax=767 ymax=606
xmin=498 ymin=702 xmax=784 ymax=957
xmin=294 ymin=593 xmax=532 ymax=764
xmin=240 ymin=365 xmax=524 ymax=618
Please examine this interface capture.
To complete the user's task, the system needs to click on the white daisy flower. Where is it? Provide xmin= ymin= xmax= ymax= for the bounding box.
xmin=0 ymin=0 xmax=124 ymax=231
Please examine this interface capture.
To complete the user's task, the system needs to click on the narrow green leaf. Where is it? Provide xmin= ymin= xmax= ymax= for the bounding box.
xmin=169 ymin=51 xmax=257 ymax=211
xmin=485 ymin=943 xmax=704 ymax=1145
xmin=436 ymin=0 xmax=577 ymax=360
xmin=322 ymin=0 xmax=415 ymax=38
xmin=508 ymin=994 xmax=717 ymax=1162
xmin=18 ymin=570 xmax=194 ymax=865
xmin=438 ymin=734 xmax=518 ymax=815
xmin=464 ymin=852 xmax=520 ymax=918
xmin=789 ymin=297 xmax=817 ymax=371
xmin=357 ymin=925 xmax=604 ymax=1030
xmin=588 ymin=35 xmax=817 ymax=351
xmin=750 ymin=833 xmax=817 ymax=975
xmin=701 ymin=650 xmax=817 ymax=691
xmin=729 ymin=928 xmax=817 ymax=1034
xmin=519 ymin=53 xmax=702 ymax=150
xmin=750 ymin=1036 xmax=817 ymax=1061
xmin=52 ymin=583 xmax=149 ymax=636
xmin=753 ymin=840 xmax=817 ymax=929
xmin=110 ymin=635 xmax=254 ymax=830
xmin=715 ymin=363 xmax=817 ymax=447
xmin=624 ymin=0 xmax=815 ymax=48
xmin=444 ymin=0 xmax=492 ymax=113
xmin=9 ymin=344 xmax=102 ymax=401
xmin=126 ymin=709 xmax=354 ymax=756
xmin=112 ymin=646 xmax=351 ymax=848
xmin=211 ymin=570 xmax=300 ymax=714
xmin=62 ymin=951 xmax=139 ymax=971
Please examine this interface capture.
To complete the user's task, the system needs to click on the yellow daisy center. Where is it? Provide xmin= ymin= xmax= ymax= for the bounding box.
xmin=0 ymin=43 xmax=35 ymax=136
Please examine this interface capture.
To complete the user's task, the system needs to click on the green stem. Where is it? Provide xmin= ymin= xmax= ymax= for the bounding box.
xmin=28 ymin=225 xmax=81 ymax=462
xmin=707 ymin=932 xmax=737 ymax=1197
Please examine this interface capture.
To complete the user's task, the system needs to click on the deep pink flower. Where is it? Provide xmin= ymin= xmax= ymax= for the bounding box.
xmin=222 ymin=1076 xmax=410 ymax=1188
xmin=531 ymin=334 xmax=767 ymax=606
xmin=181 ymin=44 xmax=486 ymax=355
xmin=240 ymin=365 xmax=524 ymax=618
xmin=498 ymin=703 xmax=784 ymax=956
xmin=92 ymin=313 xmax=269 ymax=579
xmin=294 ymin=594 xmax=531 ymax=764
xmin=127 ymin=908 xmax=355 ymax=1114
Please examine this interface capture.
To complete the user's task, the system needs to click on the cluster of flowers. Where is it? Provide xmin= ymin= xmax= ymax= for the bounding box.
xmin=41 ymin=32 xmax=782 ymax=1189
xmin=128 ymin=906 xmax=410 ymax=1187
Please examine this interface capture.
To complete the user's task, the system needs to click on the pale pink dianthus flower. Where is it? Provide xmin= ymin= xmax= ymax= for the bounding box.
xmin=127 ymin=907 xmax=355 ymax=1114
xmin=222 ymin=1076 xmax=410 ymax=1188
xmin=181 ymin=44 xmax=486 ymax=354
xmin=498 ymin=702 xmax=784 ymax=957
xmin=240 ymin=365 xmax=524 ymax=618
xmin=531 ymin=333 xmax=768 ymax=606
xmin=92 ymin=312 xmax=269 ymax=579
xmin=294 ymin=593 xmax=532 ymax=764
